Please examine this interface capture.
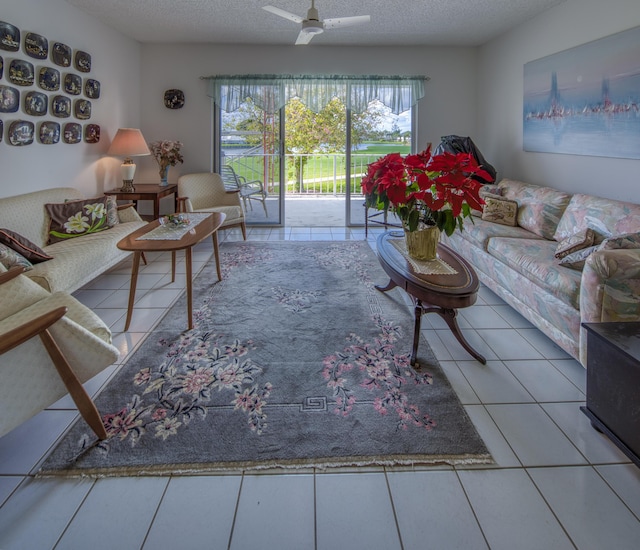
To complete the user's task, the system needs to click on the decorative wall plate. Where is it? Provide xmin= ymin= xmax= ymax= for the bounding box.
xmin=63 ymin=122 xmax=82 ymax=144
xmin=0 ymin=85 xmax=19 ymax=113
xmin=38 ymin=66 xmax=60 ymax=91
xmin=52 ymin=42 xmax=71 ymax=67
xmin=9 ymin=120 xmax=34 ymax=146
xmin=24 ymin=32 xmax=48 ymax=59
xmin=84 ymin=124 xmax=100 ymax=144
xmin=164 ymin=89 xmax=185 ymax=109
xmin=24 ymin=91 xmax=48 ymax=116
xmin=74 ymin=99 xmax=91 ymax=120
xmin=8 ymin=59 xmax=34 ymax=86
xmin=0 ymin=55 xmax=3 ymax=79
xmin=84 ymin=78 xmax=100 ymax=99
xmin=74 ymin=50 xmax=91 ymax=72
xmin=51 ymin=95 xmax=71 ymax=117
xmin=39 ymin=121 xmax=60 ymax=144
xmin=0 ymin=21 xmax=20 ymax=52
xmin=64 ymin=73 xmax=82 ymax=95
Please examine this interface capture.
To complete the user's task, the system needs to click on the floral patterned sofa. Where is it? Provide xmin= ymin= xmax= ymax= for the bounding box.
xmin=442 ymin=179 xmax=640 ymax=366
xmin=0 ymin=187 xmax=146 ymax=293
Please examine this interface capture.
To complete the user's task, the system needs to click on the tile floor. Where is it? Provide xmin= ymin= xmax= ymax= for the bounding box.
xmin=1 ymin=226 xmax=639 ymax=550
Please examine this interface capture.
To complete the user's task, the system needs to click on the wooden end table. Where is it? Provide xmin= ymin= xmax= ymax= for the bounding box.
xmin=105 ymin=184 xmax=178 ymax=220
xmin=375 ymin=231 xmax=486 ymax=366
xmin=117 ymin=212 xmax=225 ymax=331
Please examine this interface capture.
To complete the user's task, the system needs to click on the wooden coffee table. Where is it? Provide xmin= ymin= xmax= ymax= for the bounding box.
xmin=375 ymin=231 xmax=486 ymax=366
xmin=117 ymin=212 xmax=225 ymax=331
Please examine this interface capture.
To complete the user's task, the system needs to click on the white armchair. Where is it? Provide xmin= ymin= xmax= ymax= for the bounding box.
xmin=0 ymin=266 xmax=119 ymax=439
xmin=177 ymin=172 xmax=248 ymax=279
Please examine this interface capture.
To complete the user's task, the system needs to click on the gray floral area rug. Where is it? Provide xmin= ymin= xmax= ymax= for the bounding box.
xmin=40 ymin=241 xmax=491 ymax=476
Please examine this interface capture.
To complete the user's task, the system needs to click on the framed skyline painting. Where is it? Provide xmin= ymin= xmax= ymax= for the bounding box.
xmin=523 ymin=26 xmax=640 ymax=159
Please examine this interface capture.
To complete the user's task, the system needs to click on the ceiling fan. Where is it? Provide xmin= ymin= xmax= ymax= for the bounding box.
xmin=263 ymin=1 xmax=371 ymax=45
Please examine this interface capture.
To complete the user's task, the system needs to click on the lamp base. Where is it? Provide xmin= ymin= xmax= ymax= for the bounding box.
xmin=120 ymin=179 xmax=135 ymax=193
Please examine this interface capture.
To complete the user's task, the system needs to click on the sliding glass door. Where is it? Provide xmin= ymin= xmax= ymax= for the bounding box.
xmin=211 ymin=75 xmax=424 ymax=227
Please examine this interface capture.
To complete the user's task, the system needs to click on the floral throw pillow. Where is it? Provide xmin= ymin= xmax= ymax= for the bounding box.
xmin=554 ymin=228 xmax=595 ymax=259
xmin=0 ymin=243 xmax=33 ymax=271
xmin=471 ymin=185 xmax=503 ymax=217
xmin=46 ymin=197 xmax=112 ymax=244
xmin=481 ymin=196 xmax=518 ymax=226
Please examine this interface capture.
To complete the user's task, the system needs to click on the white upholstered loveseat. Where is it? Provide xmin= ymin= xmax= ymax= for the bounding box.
xmin=0 ymin=187 xmax=147 ymax=293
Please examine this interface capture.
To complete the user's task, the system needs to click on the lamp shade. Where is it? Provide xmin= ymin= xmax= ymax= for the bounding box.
xmin=107 ymin=128 xmax=150 ymax=157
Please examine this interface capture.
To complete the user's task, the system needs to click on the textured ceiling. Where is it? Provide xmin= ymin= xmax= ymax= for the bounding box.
xmin=66 ymin=0 xmax=566 ymax=46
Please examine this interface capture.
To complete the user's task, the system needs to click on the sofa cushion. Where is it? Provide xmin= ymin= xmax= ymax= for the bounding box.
xmin=488 ymin=237 xmax=582 ymax=309
xmin=555 ymin=228 xmax=595 ymax=259
xmin=458 ymin=217 xmax=543 ymax=250
xmin=599 ymin=232 xmax=640 ymax=250
xmin=46 ymin=197 xmax=113 ymax=244
xmin=554 ymin=194 xmax=640 ymax=243
xmin=481 ymin=196 xmax=518 ymax=226
xmin=499 ymin=179 xmax=572 ymax=240
xmin=0 ymin=228 xmax=53 ymax=263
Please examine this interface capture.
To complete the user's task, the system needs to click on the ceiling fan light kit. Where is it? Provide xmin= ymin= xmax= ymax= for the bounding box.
xmin=263 ymin=1 xmax=370 ymax=45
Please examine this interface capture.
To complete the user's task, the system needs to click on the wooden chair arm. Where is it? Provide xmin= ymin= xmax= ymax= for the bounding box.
xmin=0 ymin=306 xmax=67 ymax=355
xmin=116 ymin=202 xmax=136 ymax=211
xmin=0 ymin=266 xmax=27 ymax=286
xmin=176 ymin=196 xmax=188 ymax=213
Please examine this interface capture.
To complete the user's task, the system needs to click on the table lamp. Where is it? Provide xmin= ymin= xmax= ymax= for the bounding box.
xmin=107 ymin=128 xmax=150 ymax=192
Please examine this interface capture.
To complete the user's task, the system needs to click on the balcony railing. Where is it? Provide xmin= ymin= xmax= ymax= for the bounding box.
xmin=223 ymin=153 xmax=383 ymax=196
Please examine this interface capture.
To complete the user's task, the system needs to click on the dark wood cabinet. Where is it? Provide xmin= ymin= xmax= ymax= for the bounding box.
xmin=581 ymin=322 xmax=640 ymax=468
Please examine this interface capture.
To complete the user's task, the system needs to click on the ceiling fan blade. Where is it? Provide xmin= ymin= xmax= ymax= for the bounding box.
xmin=324 ymin=15 xmax=371 ymax=29
xmin=295 ymin=30 xmax=315 ymax=45
xmin=263 ymin=5 xmax=304 ymax=24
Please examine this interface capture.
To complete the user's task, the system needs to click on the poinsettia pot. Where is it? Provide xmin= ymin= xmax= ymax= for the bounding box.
xmin=404 ymin=225 xmax=440 ymax=261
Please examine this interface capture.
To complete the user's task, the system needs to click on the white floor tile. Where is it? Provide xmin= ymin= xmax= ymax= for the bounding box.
xmin=56 ymin=477 xmax=168 ymax=550
xmin=596 ymin=464 xmax=640 ymax=519
xmin=476 ymin=285 xmax=506 ymax=306
xmin=72 ymin=288 xmax=116 ymax=308
xmin=230 ymin=474 xmax=315 ymax=550
xmin=110 ymin=331 xmax=147 ymax=358
xmin=316 ymin=472 xmax=402 ymax=550
xmin=435 ymin=328 xmax=499 ymax=362
xmin=0 ymin=476 xmax=22 ymax=507
xmin=143 ymin=476 xmax=241 ymax=550
xmin=50 ymin=364 xmax=118 ymax=409
xmin=504 ymin=359 xmax=585 ymax=402
xmin=542 ymin=402 xmax=631 ymax=464
xmin=439 ymin=361 xmax=481 ymax=405
xmin=110 ymin=307 xmax=168 ymax=333
xmin=0 ymin=477 xmax=94 ymax=550
xmin=476 ymin=328 xmax=544 ymax=360
xmin=486 ymin=404 xmax=587 ymax=466
xmin=0 ymin=410 xmax=77 ymax=475
xmin=455 ymin=360 xmax=534 ymax=404
xmin=387 ymin=470 xmax=488 ymax=549
xmin=492 ymin=304 xmax=535 ymax=328
xmin=133 ymin=287 xmax=183 ymax=308
xmin=529 ymin=465 xmax=640 ymax=550
xmin=550 ymin=358 xmax=587 ymax=393
xmin=460 ymin=305 xmax=512 ymax=329
xmin=459 ymin=469 xmax=574 ymax=550
xmin=463 ymin=405 xmax=521 ymax=468
xmin=517 ymin=327 xmax=573 ymax=359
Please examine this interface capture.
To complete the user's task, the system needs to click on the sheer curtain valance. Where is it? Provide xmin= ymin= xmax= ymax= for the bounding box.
xmin=202 ymin=74 xmax=427 ymax=114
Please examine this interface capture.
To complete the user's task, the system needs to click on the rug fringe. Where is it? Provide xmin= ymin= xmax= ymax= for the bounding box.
xmin=36 ymin=453 xmax=493 ymax=479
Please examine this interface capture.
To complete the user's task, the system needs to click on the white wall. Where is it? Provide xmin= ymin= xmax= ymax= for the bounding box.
xmin=478 ymin=0 xmax=640 ymax=202
xmin=137 ymin=43 xmax=479 ymax=183
xmin=0 ymin=0 xmax=141 ymax=199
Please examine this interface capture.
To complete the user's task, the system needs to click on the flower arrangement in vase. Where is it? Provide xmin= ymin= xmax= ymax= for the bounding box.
xmin=361 ymin=146 xmax=491 ymax=259
xmin=148 ymin=140 xmax=184 ymax=186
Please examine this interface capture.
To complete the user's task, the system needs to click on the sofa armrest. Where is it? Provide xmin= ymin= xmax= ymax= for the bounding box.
xmin=117 ymin=205 xmax=144 ymax=223
xmin=580 ymin=248 xmax=640 ymax=323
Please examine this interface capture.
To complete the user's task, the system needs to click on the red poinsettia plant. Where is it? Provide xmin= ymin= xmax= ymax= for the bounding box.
xmin=361 ymin=146 xmax=492 ymax=236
